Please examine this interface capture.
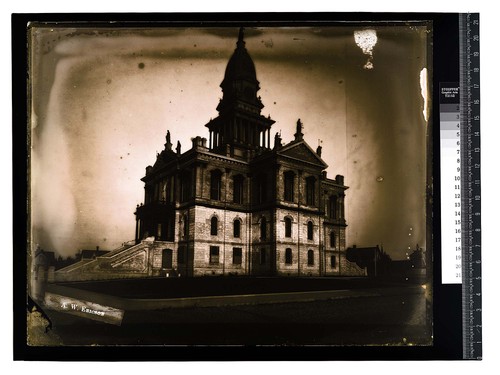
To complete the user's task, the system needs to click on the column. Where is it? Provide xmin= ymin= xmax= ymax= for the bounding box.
xmin=135 ymin=218 xmax=139 ymax=242
xmin=267 ymin=129 xmax=270 ymax=149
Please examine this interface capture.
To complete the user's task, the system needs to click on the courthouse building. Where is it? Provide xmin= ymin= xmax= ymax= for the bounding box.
xmin=56 ymin=28 xmax=364 ymax=281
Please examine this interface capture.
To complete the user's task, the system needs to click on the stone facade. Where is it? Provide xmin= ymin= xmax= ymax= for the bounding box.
xmin=56 ymin=28 xmax=364 ymax=281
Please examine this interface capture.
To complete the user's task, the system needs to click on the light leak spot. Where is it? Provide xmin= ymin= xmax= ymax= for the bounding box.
xmin=354 ymin=30 xmax=378 ymax=69
xmin=420 ymin=68 xmax=429 ymax=122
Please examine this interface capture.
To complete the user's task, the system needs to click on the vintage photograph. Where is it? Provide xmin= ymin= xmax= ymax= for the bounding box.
xmin=27 ymin=23 xmax=432 ymax=346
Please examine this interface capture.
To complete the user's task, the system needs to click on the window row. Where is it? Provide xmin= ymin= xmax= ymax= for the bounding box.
xmin=284 ymin=249 xmax=337 ymax=268
xmin=284 ymin=218 xmax=315 ymax=240
xmin=284 ymin=249 xmax=315 ymax=266
xmin=210 ymin=217 xmax=268 ymax=240
xmin=284 ymin=218 xmax=338 ymax=246
xmin=210 ymin=170 xmax=244 ymax=203
xmin=283 ymin=172 xmax=316 ymax=206
xmin=209 ymin=246 xmax=242 ymax=265
xmin=162 ymin=247 xmax=187 ymax=268
xmin=210 ymin=217 xmax=243 ymax=238
xmin=209 ymin=216 xmax=338 ymax=245
xmin=209 ymin=247 xmax=267 ymax=266
xmin=327 ymin=195 xmax=344 ymax=219
xmin=161 ymin=247 xmax=336 ymax=270
xmin=146 ymin=172 xmax=342 ymax=211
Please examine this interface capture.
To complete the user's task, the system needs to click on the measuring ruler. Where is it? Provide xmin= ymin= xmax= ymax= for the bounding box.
xmin=439 ymin=13 xmax=481 ymax=360
xmin=459 ymin=13 xmax=481 ymax=360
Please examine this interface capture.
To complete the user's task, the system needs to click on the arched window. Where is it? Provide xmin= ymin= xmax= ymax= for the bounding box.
xmin=210 ymin=169 xmax=222 ymax=200
xmin=307 ymin=221 xmax=313 ymax=240
xmin=285 ymin=217 xmax=292 ymax=238
xmin=210 ymin=216 xmax=218 ymax=236
xmin=285 ymin=248 xmax=292 ymax=264
xmin=162 ymin=249 xmax=173 ymax=269
xmin=330 ymin=231 xmax=335 ymax=248
xmin=233 ymin=219 xmax=241 ymax=238
xmin=307 ymin=250 xmax=314 ymax=266
xmin=260 ymin=217 xmax=267 ymax=240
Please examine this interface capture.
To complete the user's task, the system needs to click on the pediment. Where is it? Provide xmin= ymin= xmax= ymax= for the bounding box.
xmin=278 ymin=141 xmax=328 ymax=168
xmin=151 ymin=150 xmax=177 ymax=172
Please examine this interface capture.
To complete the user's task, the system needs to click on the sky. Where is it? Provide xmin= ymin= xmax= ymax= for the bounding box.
xmin=5 ymin=2 xmax=500 ymax=372
xmin=30 ymin=24 xmax=429 ymax=260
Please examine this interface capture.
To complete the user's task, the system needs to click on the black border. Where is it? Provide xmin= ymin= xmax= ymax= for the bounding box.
xmin=13 ymin=12 xmax=462 ymax=360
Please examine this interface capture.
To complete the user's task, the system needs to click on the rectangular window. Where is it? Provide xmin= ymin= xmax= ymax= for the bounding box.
xmin=233 ymin=176 xmax=243 ymax=204
xmin=209 ymin=246 xmax=220 ymax=264
xmin=210 ymin=171 xmax=221 ymax=200
xmin=260 ymin=248 xmax=266 ymax=264
xmin=329 ymin=196 xmax=337 ymax=219
xmin=178 ymin=247 xmax=186 ymax=264
xmin=330 ymin=255 xmax=336 ymax=268
xmin=169 ymin=176 xmax=175 ymax=202
xmin=233 ymin=248 xmax=242 ymax=265
xmin=183 ymin=215 xmax=189 ymax=237
xmin=284 ymin=172 xmax=294 ymax=202
xmin=166 ymin=215 xmax=174 ymax=241
xmin=260 ymin=218 xmax=267 ymax=240
xmin=181 ymin=172 xmax=191 ymax=202
xmin=161 ymin=180 xmax=167 ymax=201
xmin=285 ymin=218 xmax=292 ymax=237
xmin=285 ymin=248 xmax=292 ymax=264
xmin=258 ymin=175 xmax=267 ymax=203
xmin=162 ymin=249 xmax=173 ymax=269
xmin=306 ymin=178 xmax=315 ymax=206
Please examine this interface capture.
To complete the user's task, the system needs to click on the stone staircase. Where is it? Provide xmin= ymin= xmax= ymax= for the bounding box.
xmin=55 ymin=240 xmax=156 ymax=282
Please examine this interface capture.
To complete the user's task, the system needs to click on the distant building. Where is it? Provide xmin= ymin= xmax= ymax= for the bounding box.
xmin=31 ymin=247 xmax=55 ymax=300
xmin=56 ymin=28 xmax=364 ymax=281
xmin=80 ymin=247 xmax=110 ymax=261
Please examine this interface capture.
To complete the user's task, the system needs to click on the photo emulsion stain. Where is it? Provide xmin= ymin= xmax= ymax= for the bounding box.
xmin=28 ymin=24 xmax=432 ymax=346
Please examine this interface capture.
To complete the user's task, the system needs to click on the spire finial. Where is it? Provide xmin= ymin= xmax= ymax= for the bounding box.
xmin=294 ymin=119 xmax=304 ymax=141
xmin=237 ymin=27 xmax=245 ymax=47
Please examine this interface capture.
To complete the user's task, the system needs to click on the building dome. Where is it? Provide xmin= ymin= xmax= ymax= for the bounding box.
xmin=221 ymin=28 xmax=259 ymax=88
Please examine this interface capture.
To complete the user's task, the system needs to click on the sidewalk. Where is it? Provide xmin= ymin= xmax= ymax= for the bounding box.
xmin=45 ymin=282 xmax=425 ymax=311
